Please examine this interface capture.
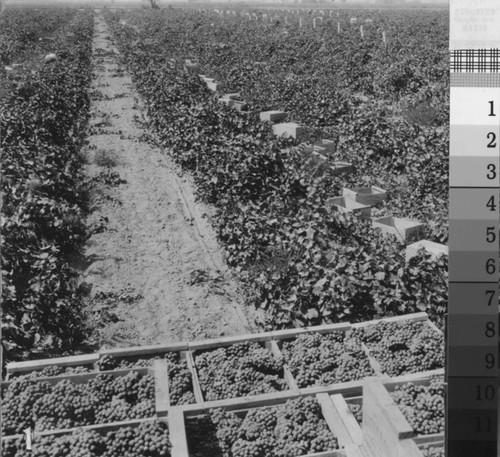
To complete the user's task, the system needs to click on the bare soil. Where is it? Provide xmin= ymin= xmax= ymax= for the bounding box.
xmin=81 ymin=15 xmax=258 ymax=350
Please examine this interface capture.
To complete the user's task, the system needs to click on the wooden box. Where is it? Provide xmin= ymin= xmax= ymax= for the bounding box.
xmin=330 ymin=162 xmax=354 ymax=176
xmin=405 ymin=240 xmax=448 ymax=262
xmin=372 ymin=216 xmax=424 ymax=244
xmin=272 ymin=122 xmax=304 ymax=139
xmin=342 ymin=186 xmax=387 ymax=207
xmin=260 ymin=110 xmax=287 ymax=122
xmin=326 ymin=197 xmax=372 ymax=220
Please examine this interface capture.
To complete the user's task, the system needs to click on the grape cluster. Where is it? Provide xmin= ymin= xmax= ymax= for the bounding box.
xmin=348 ymin=321 xmax=444 ymax=376
xmin=390 ymin=377 xmax=444 ymax=435
xmin=2 ymin=420 xmax=171 ymax=457
xmin=281 ymin=332 xmax=374 ymax=387
xmin=420 ymin=445 xmax=445 ymax=457
xmin=2 ymin=371 xmax=155 ymax=435
xmin=187 ymin=397 xmax=338 ymax=457
xmin=97 ymin=352 xmax=195 ymax=406
xmin=195 ymin=342 xmax=286 ymax=401
xmin=9 ymin=365 xmax=92 ymax=380
xmin=347 ymin=402 xmax=363 ymax=424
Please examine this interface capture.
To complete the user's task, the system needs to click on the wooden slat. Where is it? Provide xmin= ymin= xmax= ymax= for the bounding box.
xmin=385 ymin=370 xmax=444 ymax=388
xmin=153 ymin=359 xmax=170 ymax=413
xmin=330 ymin=394 xmax=363 ymax=445
xmin=187 ymin=332 xmax=273 ymax=351
xmin=182 ymin=389 xmax=302 ymax=416
xmin=398 ymin=438 xmax=426 ymax=457
xmin=185 ymin=351 xmax=204 ymax=403
xmin=168 ymin=408 xmax=190 ymax=457
xmin=6 ymin=353 xmax=99 ymax=375
xmin=350 ymin=312 xmax=428 ymax=329
xmin=299 ymin=379 xmax=364 ymax=398
xmin=426 ymin=319 xmax=444 ymax=336
xmin=361 ymin=343 xmax=386 ymax=378
xmin=2 ymin=367 xmax=150 ymax=389
xmin=343 ymin=444 xmax=366 ymax=457
xmin=2 ymin=417 xmax=165 ymax=442
xmin=317 ymin=393 xmax=353 ymax=449
xmin=99 ymin=342 xmax=188 ymax=358
xmin=413 ymin=433 xmax=444 ymax=446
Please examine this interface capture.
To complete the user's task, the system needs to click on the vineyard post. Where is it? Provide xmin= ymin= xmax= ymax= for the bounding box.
xmin=337 ymin=21 xmax=341 ymax=35
xmin=382 ymin=29 xmax=387 ymax=45
xmin=313 ymin=17 xmax=317 ymax=29
xmin=360 ymin=25 xmax=364 ymax=39
xmin=299 ymin=17 xmax=303 ymax=28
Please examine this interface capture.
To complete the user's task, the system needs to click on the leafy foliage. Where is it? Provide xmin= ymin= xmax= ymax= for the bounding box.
xmin=1 ymin=11 xmax=94 ymax=362
xmin=103 ymin=8 xmax=448 ymax=331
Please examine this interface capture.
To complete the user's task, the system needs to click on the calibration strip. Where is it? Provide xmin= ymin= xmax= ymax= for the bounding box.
xmin=448 ymin=1 xmax=500 ymax=456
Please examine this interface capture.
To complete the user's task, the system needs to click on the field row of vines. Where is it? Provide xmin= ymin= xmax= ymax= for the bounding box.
xmin=103 ymin=7 xmax=448 ymax=332
xmin=1 ymin=9 xmax=95 ymax=363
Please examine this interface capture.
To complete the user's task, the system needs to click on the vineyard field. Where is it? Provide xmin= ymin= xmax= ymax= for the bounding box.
xmin=0 ymin=4 xmax=452 ymax=457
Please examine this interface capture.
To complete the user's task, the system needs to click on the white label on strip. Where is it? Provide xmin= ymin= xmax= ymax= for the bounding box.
xmin=450 ymin=0 xmax=500 ymax=50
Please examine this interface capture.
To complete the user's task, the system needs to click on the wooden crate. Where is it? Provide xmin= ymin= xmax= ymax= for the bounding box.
xmin=330 ymin=162 xmax=353 ymax=176
xmin=314 ymin=139 xmax=336 ymax=154
xmin=372 ymin=216 xmax=424 ymax=244
xmin=179 ymin=392 xmax=352 ymax=457
xmin=206 ymin=81 xmax=219 ymax=92
xmin=271 ymin=322 xmax=376 ymax=392
xmin=405 ymin=240 xmax=448 ymax=262
xmin=189 ymin=338 xmax=296 ymax=404
xmin=259 ymin=110 xmax=287 ymax=122
xmin=326 ymin=196 xmax=372 ymax=220
xmin=233 ymin=100 xmax=248 ymax=111
xmin=272 ymin=122 xmax=304 ymax=139
xmin=351 ymin=313 xmax=444 ymax=380
xmin=342 ymin=186 xmax=387 ymax=207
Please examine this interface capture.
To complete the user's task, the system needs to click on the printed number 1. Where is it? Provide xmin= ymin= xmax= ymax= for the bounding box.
xmin=489 ymin=101 xmax=496 ymax=116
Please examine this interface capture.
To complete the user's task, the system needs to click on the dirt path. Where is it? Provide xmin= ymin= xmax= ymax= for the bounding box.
xmin=81 ymin=14 xmax=258 ymax=349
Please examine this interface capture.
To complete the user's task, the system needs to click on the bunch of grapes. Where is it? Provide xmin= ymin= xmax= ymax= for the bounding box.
xmin=348 ymin=321 xmax=444 ymax=376
xmin=390 ymin=377 xmax=445 ymax=435
xmin=187 ymin=397 xmax=338 ymax=457
xmin=2 ymin=372 xmax=155 ymax=435
xmin=420 ymin=444 xmax=445 ymax=457
xmin=347 ymin=402 xmax=363 ymax=424
xmin=97 ymin=352 xmax=195 ymax=406
xmin=1 ymin=378 xmax=52 ymax=435
xmin=2 ymin=421 xmax=171 ymax=457
xmin=195 ymin=342 xmax=286 ymax=401
xmin=281 ymin=332 xmax=374 ymax=387
xmin=9 ymin=365 xmax=92 ymax=380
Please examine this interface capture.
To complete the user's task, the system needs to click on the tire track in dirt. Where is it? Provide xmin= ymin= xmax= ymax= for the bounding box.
xmin=82 ymin=14 xmax=258 ymax=349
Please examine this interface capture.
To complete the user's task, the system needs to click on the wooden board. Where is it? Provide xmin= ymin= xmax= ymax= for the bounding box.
xmin=169 ymin=408 xmax=190 ymax=457
xmin=330 ymin=394 xmax=364 ymax=445
xmin=351 ymin=312 xmax=428 ymax=329
xmin=361 ymin=378 xmax=415 ymax=457
xmin=185 ymin=351 xmax=204 ymax=404
xmin=100 ymin=341 xmax=188 ymax=357
xmin=153 ymin=359 xmax=170 ymax=413
xmin=187 ymin=331 xmax=273 ymax=351
xmin=6 ymin=353 xmax=99 ymax=377
xmin=2 ymin=416 xmax=166 ymax=442
xmin=318 ymin=393 xmax=355 ymax=448
xmin=2 ymin=367 xmax=151 ymax=390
